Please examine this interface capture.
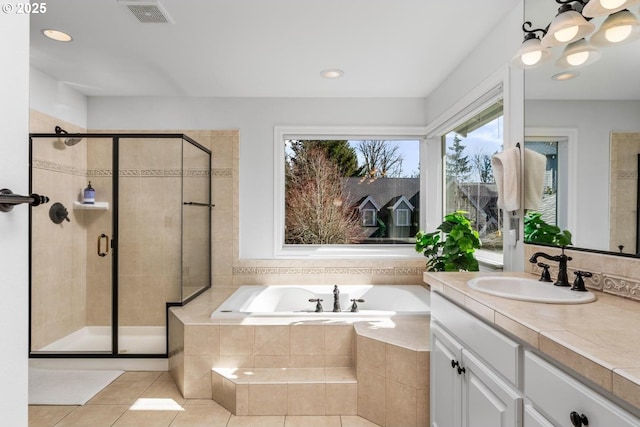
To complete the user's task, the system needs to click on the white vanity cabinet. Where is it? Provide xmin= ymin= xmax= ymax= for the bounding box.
xmin=431 ymin=292 xmax=523 ymax=427
xmin=430 ymin=289 xmax=640 ymax=427
xmin=524 ymin=351 xmax=640 ymax=427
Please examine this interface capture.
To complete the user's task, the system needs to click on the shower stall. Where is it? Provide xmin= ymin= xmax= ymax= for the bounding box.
xmin=28 ymin=132 xmax=211 ymax=357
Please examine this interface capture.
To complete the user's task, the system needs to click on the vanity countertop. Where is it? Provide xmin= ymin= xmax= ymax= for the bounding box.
xmin=424 ymin=271 xmax=640 ymax=411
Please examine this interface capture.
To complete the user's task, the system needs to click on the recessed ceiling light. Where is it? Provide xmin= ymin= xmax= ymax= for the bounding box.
xmin=42 ymin=29 xmax=73 ymax=42
xmin=320 ymin=69 xmax=344 ymax=79
xmin=552 ymin=71 xmax=580 ymax=81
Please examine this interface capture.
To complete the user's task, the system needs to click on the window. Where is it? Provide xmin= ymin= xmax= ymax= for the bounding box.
xmin=443 ymin=100 xmax=504 ymax=254
xmin=274 ymin=126 xmax=426 ymax=257
xmin=396 ymin=208 xmax=411 ymax=226
xmin=362 ymin=209 xmax=377 ymax=227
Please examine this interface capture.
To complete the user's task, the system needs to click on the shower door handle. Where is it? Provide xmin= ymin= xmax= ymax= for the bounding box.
xmin=97 ymin=234 xmax=109 ymax=257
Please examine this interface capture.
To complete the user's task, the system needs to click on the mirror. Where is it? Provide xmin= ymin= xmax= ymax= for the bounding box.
xmin=523 ymin=0 xmax=640 ymax=255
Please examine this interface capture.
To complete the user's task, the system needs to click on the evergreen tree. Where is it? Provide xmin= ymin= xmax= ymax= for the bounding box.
xmin=288 ymin=140 xmax=361 ymax=177
xmin=446 ymin=135 xmax=471 ymax=182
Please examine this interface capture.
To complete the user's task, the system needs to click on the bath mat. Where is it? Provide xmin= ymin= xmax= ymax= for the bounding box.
xmin=29 ymin=368 xmax=124 ymax=405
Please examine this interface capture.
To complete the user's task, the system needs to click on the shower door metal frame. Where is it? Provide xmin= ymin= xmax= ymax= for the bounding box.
xmin=28 ymin=132 xmax=212 ymax=359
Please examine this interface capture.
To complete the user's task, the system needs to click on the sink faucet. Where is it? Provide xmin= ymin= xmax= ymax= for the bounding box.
xmin=333 ymin=285 xmax=341 ymax=312
xmin=529 ymin=248 xmax=572 ymax=287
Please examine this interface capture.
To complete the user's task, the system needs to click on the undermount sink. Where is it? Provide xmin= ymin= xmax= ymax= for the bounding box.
xmin=467 ymin=276 xmax=596 ymax=304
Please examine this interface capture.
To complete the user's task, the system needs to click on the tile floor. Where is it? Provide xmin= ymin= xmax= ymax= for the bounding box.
xmin=28 ymin=371 xmax=381 ymax=427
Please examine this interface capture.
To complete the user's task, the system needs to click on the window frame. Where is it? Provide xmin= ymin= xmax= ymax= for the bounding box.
xmin=274 ymin=126 xmax=427 ymax=259
xmin=423 ymin=66 xmax=511 ymax=270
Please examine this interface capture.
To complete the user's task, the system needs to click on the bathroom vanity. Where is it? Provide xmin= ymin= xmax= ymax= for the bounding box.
xmin=425 ymin=272 xmax=640 ymax=427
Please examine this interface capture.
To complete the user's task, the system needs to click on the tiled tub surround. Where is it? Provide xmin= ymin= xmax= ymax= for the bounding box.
xmin=424 ymin=271 xmax=640 ymax=415
xmin=169 ymin=287 xmax=430 ymax=427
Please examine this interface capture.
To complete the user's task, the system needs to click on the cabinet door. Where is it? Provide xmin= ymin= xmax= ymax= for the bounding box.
xmin=462 ymin=349 xmax=523 ymax=427
xmin=524 ymin=404 xmax=554 ymax=427
xmin=431 ymin=322 xmax=464 ymax=427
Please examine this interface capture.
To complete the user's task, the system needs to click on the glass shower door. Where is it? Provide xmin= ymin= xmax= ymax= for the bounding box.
xmin=116 ymin=137 xmax=182 ymax=355
xmin=30 ymin=136 xmax=114 ymax=354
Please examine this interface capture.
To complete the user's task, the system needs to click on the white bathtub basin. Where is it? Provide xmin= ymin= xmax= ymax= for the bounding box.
xmin=466 ymin=276 xmax=596 ymax=304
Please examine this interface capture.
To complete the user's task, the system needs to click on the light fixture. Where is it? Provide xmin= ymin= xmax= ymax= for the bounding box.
xmin=541 ymin=0 xmax=595 ymax=47
xmin=552 ymin=70 xmax=581 ymax=80
xmin=512 ymin=22 xmax=553 ymax=68
xmin=41 ymin=29 xmax=73 ymax=42
xmin=320 ymin=69 xmax=344 ymax=79
xmin=582 ymin=0 xmax=640 ymax=17
xmin=555 ymin=38 xmax=602 ymax=68
xmin=590 ymin=9 xmax=640 ymax=46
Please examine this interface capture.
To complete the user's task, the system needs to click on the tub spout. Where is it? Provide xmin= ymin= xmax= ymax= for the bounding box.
xmin=333 ymin=285 xmax=341 ymax=312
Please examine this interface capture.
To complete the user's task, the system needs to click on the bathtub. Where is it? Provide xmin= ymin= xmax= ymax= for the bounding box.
xmin=211 ymin=284 xmax=430 ymax=318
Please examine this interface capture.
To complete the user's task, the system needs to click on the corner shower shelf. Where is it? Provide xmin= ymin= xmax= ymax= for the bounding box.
xmin=73 ymin=201 xmax=109 ymax=211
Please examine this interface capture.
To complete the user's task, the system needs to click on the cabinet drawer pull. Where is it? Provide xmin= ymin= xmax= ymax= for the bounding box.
xmin=570 ymin=411 xmax=589 ymax=426
xmin=457 ymin=366 xmax=466 ymax=375
xmin=451 ymin=360 xmax=459 ymax=369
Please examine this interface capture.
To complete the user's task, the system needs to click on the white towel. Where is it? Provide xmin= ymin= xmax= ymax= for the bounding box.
xmin=524 ymin=148 xmax=546 ymax=211
xmin=491 ymin=147 xmax=521 ymax=212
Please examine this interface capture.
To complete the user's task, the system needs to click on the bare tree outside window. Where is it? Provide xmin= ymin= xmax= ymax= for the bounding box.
xmin=285 ymin=145 xmax=363 ymax=244
xmin=356 ymin=140 xmax=404 ymax=178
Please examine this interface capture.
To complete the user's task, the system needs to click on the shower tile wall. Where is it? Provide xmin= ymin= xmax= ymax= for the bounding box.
xmin=30 ymin=110 xmax=89 ymax=350
xmin=609 ymin=132 xmax=640 ymax=253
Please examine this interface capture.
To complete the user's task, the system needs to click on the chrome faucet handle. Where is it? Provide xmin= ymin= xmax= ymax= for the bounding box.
xmin=308 ymin=298 xmax=324 ymax=312
xmin=537 ymin=262 xmax=552 ymax=282
xmin=571 ymin=271 xmax=592 ymax=292
xmin=350 ymin=298 xmax=365 ymax=312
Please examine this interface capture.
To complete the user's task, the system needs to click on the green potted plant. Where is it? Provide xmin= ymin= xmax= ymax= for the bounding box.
xmin=523 ymin=211 xmax=573 ymax=247
xmin=415 ymin=210 xmax=481 ymax=272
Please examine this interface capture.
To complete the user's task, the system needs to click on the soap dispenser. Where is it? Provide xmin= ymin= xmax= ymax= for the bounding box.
xmin=83 ymin=181 xmax=95 ymax=204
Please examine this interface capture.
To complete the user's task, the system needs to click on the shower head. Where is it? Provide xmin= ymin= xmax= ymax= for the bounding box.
xmin=54 ymin=126 xmax=83 ymax=146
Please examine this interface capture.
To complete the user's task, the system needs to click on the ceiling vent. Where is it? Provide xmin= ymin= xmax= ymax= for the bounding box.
xmin=119 ymin=0 xmax=173 ymax=23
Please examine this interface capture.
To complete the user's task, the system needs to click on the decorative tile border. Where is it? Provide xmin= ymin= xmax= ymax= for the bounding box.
xmin=34 ymin=162 xmax=217 ymax=178
xmin=232 ymin=265 xmax=424 ymax=278
xmin=602 ymin=274 xmax=640 ymax=301
xmin=87 ymin=169 xmax=113 ymax=177
xmin=213 ymin=169 xmax=232 ymax=177
xmin=32 ymin=159 xmax=85 ymax=176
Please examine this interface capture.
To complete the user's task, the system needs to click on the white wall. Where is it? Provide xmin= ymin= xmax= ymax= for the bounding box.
xmin=0 ymin=12 xmax=30 ymax=426
xmin=30 ymin=66 xmax=88 ymax=128
xmin=88 ymin=97 xmax=427 ymax=258
xmin=526 ymin=99 xmax=640 ymax=251
xmin=422 ymin=1 xmax=525 ymax=271
xmin=424 ymin=2 xmax=524 ymax=123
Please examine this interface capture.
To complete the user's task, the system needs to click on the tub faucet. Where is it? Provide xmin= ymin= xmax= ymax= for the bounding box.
xmin=529 ymin=249 xmax=572 ymax=287
xmin=333 ymin=285 xmax=341 ymax=312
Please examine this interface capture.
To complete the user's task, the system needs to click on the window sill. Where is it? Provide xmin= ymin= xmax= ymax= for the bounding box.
xmin=276 ymin=245 xmax=424 ymax=260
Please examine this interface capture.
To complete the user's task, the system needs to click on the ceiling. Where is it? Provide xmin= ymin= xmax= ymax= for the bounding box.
xmin=29 ymin=0 xmax=520 ymax=98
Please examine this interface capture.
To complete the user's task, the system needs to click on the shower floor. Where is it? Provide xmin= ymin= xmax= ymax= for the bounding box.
xmin=37 ymin=326 xmax=166 ymax=354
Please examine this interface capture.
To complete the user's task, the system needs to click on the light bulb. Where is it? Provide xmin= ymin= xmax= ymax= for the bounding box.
xmin=605 ymin=24 xmax=633 ymax=42
xmin=600 ymin=0 xmax=627 ymax=10
xmin=567 ymin=51 xmax=589 ymax=66
xmin=522 ymin=50 xmax=543 ymax=66
xmin=555 ymin=25 xmax=579 ymax=42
